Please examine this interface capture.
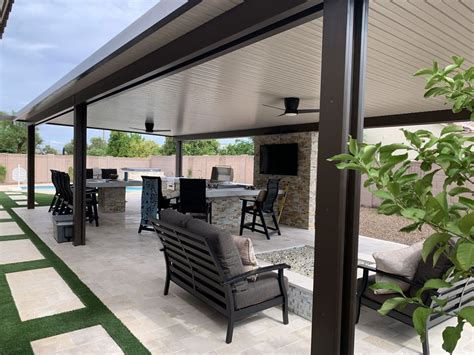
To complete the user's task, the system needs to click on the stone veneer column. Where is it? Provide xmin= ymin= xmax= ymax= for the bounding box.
xmin=253 ymin=132 xmax=318 ymax=229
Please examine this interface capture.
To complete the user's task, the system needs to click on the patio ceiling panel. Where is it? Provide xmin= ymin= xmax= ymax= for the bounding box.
xmin=49 ymin=0 xmax=473 ymax=137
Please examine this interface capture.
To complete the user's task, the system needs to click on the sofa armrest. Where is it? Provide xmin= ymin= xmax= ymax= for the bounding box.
xmin=223 ymin=263 xmax=290 ymax=285
xmin=357 ymin=264 xmax=420 ymax=287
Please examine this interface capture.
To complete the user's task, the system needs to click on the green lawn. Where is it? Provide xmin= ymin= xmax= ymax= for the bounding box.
xmin=0 ymin=192 xmax=149 ymax=354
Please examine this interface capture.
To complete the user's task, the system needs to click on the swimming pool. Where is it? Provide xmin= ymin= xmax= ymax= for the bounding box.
xmin=21 ymin=185 xmax=143 ymax=192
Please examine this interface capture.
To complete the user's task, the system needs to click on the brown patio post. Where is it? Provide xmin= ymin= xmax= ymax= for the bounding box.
xmin=312 ymin=0 xmax=368 ymax=354
xmin=27 ymin=124 xmax=35 ymax=209
xmin=73 ymin=103 xmax=87 ymax=246
xmin=175 ymin=140 xmax=183 ymax=177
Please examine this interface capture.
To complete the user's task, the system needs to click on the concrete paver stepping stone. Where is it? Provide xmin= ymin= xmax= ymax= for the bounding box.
xmin=6 ymin=267 xmax=85 ymax=321
xmin=0 ymin=221 xmax=23 ymax=236
xmin=10 ymin=195 xmax=27 ymax=201
xmin=15 ymin=201 xmax=38 ymax=206
xmin=0 ymin=239 xmax=44 ymax=265
xmin=30 ymin=325 xmax=123 ymax=354
xmin=0 ymin=210 xmax=12 ymax=219
xmin=5 ymin=192 xmax=24 ymax=195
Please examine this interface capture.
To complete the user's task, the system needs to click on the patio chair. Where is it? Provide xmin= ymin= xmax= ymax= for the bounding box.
xmin=138 ymin=176 xmax=176 ymax=233
xmin=49 ymin=170 xmax=62 ymax=214
xmin=356 ymin=251 xmax=474 ymax=355
xmin=57 ymin=172 xmax=100 ymax=226
xmin=86 ymin=168 xmax=94 ymax=179
xmin=239 ymin=178 xmax=281 ymax=240
xmin=178 ymin=178 xmax=212 ymax=223
xmin=152 ymin=210 xmax=290 ymax=344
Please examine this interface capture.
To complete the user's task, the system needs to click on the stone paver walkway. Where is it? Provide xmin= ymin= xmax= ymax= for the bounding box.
xmin=0 ymin=239 xmax=44 ymax=265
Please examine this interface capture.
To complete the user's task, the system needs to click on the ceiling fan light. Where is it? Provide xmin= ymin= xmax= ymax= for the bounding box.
xmin=285 ymin=112 xmax=297 ymax=116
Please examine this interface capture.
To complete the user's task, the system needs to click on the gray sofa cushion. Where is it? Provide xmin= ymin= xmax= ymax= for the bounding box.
xmin=186 ymin=219 xmax=247 ymax=290
xmin=234 ymin=273 xmax=288 ymax=310
xmin=358 ymin=275 xmax=417 ymax=318
xmin=160 ymin=209 xmax=193 ymax=228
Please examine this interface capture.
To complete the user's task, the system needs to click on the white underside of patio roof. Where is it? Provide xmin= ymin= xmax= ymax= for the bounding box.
xmin=34 ymin=1 xmax=474 ymax=136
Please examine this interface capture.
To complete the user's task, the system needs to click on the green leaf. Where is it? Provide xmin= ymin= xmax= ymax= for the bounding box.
xmin=457 ymin=306 xmax=474 ymax=327
xmin=441 ymin=124 xmax=464 ymax=136
xmin=370 ymin=282 xmax=405 ymax=296
xmin=435 ymin=191 xmax=448 ymax=212
xmin=422 ymin=233 xmax=451 ymax=261
xmin=448 ymin=187 xmax=472 ymax=196
xmin=401 ymin=208 xmax=426 ymax=221
xmin=349 ymin=138 xmax=358 ymax=155
xmin=335 ymin=162 xmax=364 ymax=172
xmin=451 ymin=55 xmax=464 ymax=66
xmin=459 ymin=196 xmax=474 ymax=210
xmin=413 ymin=307 xmax=432 ymax=342
xmin=414 ymin=68 xmax=433 ymax=76
xmin=328 ymin=153 xmax=355 ymax=162
xmin=378 ymin=297 xmax=406 ymax=316
xmin=431 ymin=296 xmax=448 ymax=308
xmin=442 ymin=323 xmax=463 ymax=353
xmin=455 ymin=242 xmax=474 ymax=271
xmin=400 ymin=222 xmax=422 ymax=233
xmin=424 ymin=279 xmax=452 ymax=289
xmin=361 ymin=145 xmax=377 ymax=164
xmin=373 ymin=190 xmax=392 ymax=200
xmin=458 ymin=212 xmax=474 ymax=234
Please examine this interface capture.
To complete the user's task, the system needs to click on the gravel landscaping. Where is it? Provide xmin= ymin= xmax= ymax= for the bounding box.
xmin=359 ymin=207 xmax=433 ymax=245
xmin=257 ymin=246 xmax=314 ymax=278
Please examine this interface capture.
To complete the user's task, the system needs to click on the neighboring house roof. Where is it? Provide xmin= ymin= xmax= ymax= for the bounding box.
xmin=0 ymin=0 xmax=14 ymax=39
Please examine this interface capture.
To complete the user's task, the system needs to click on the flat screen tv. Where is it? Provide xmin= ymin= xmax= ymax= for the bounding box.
xmin=259 ymin=143 xmax=298 ymax=176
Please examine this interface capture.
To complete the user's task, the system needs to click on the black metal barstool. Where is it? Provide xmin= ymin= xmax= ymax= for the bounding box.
xmin=178 ymin=178 xmax=212 ymax=223
xmin=239 ymin=178 xmax=281 ymax=240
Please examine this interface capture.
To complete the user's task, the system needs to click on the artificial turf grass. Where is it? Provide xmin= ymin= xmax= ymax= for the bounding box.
xmin=0 ymin=192 xmax=150 ymax=354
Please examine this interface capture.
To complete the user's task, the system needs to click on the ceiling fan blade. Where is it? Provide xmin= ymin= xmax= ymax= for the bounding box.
xmin=152 ymin=129 xmax=172 ymax=132
xmin=297 ymin=109 xmax=320 ymax=114
xmin=263 ymin=104 xmax=285 ymax=111
xmin=129 ymin=127 xmax=145 ymax=131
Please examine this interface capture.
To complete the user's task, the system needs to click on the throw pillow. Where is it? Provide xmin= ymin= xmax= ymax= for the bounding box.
xmin=372 ymin=241 xmax=422 ymax=295
xmin=232 ymin=235 xmax=259 ymax=281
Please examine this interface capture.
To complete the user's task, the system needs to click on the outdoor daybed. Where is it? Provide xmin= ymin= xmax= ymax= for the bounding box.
xmin=357 ymin=250 xmax=474 ymax=355
xmin=152 ymin=209 xmax=290 ymax=344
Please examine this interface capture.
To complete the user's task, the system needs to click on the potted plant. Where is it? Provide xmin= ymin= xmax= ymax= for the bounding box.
xmin=331 ymin=56 xmax=473 ymax=353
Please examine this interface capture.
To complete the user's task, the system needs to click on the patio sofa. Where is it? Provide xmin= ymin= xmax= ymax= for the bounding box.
xmin=152 ymin=209 xmax=290 ymax=344
xmin=357 ymin=250 xmax=474 ymax=355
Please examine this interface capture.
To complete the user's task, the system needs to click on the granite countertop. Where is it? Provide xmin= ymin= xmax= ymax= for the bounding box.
xmin=86 ymin=179 xmax=142 ymax=188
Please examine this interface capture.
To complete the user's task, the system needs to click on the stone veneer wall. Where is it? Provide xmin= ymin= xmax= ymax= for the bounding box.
xmin=253 ymin=132 xmax=318 ymax=229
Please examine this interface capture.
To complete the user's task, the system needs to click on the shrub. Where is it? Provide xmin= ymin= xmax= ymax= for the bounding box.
xmin=0 ymin=165 xmax=6 ymax=183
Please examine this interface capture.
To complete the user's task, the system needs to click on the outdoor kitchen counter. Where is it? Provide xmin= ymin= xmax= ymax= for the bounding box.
xmin=164 ymin=187 xmax=281 ymax=233
xmin=86 ymin=179 xmax=141 ymax=213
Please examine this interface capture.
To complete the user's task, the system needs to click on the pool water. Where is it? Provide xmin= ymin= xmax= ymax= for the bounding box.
xmin=21 ymin=185 xmax=142 ymax=192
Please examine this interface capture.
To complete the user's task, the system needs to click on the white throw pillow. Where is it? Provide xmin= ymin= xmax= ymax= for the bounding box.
xmin=372 ymin=242 xmax=423 ymax=295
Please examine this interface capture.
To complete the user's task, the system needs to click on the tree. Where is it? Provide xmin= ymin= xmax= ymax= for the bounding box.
xmin=106 ymin=131 xmax=131 ymax=157
xmin=161 ymin=137 xmax=176 ymax=155
xmin=184 ymin=140 xmax=220 ymax=155
xmin=220 ymin=139 xmax=254 ymax=155
xmin=128 ymin=133 xmax=161 ymax=157
xmin=331 ymin=56 xmax=474 ymax=354
xmin=0 ymin=120 xmax=42 ymax=153
xmin=40 ymin=145 xmax=58 ymax=155
xmin=63 ymin=140 xmax=74 ymax=155
xmin=87 ymin=137 xmax=108 ymax=156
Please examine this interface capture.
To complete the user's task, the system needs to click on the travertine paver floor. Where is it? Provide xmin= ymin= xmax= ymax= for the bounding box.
xmin=6 ymin=267 xmax=85 ymax=321
xmin=0 ymin=239 xmax=44 ymax=265
xmin=0 ymin=210 xmax=12 ymax=219
xmin=14 ymin=193 xmax=474 ymax=354
xmin=30 ymin=325 xmax=123 ymax=354
xmin=0 ymin=221 xmax=24 ymax=236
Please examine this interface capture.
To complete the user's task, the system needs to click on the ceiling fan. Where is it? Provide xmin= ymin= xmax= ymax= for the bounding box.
xmin=129 ymin=118 xmax=171 ymax=133
xmin=263 ymin=97 xmax=320 ymax=116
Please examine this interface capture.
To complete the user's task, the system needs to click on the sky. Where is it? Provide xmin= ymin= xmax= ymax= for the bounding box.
xmin=0 ymin=0 xmax=238 ymax=150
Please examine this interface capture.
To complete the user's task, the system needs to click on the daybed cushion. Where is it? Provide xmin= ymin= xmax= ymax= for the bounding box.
xmin=186 ymin=219 xmax=247 ymax=290
xmin=372 ymin=242 xmax=422 ymax=294
xmin=358 ymin=275 xmax=418 ymax=318
xmin=159 ymin=209 xmax=193 ymax=228
xmin=234 ymin=273 xmax=288 ymax=310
